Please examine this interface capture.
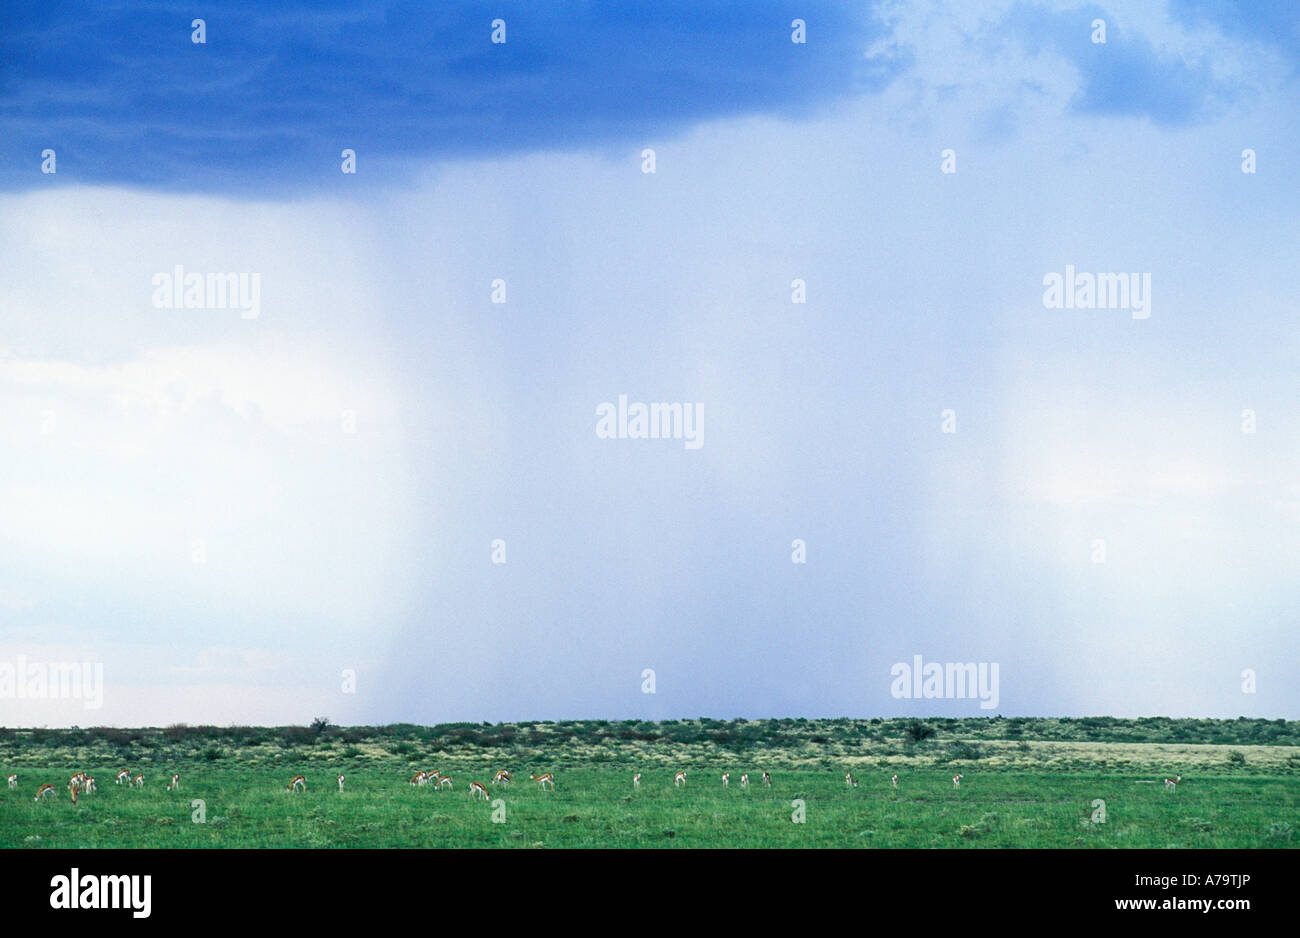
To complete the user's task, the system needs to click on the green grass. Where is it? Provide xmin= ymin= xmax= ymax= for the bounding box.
xmin=2 ymin=719 xmax=1297 ymax=847
xmin=2 ymin=767 xmax=1297 ymax=848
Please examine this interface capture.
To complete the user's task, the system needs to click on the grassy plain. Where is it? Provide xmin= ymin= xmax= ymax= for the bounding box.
xmin=2 ymin=718 xmax=1296 ymax=847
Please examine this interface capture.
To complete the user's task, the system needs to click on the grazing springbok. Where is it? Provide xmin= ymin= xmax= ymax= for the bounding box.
xmin=287 ymin=775 xmax=306 ymax=793
xmin=83 ymin=776 xmax=97 ymax=793
xmin=492 ymin=770 xmax=511 ymax=786
xmin=632 ymin=773 xmax=641 ymax=789
xmin=891 ymin=774 xmax=898 ymax=788
xmin=762 ymin=771 xmax=771 ymax=788
xmin=437 ymin=774 xmax=453 ymax=790
xmin=1164 ymin=775 xmax=1181 ymax=791
xmin=116 ymin=769 xmax=130 ymax=785
xmin=740 ymin=773 xmax=749 ymax=788
xmin=722 ymin=772 xmax=730 ymax=788
xmin=952 ymin=774 xmax=963 ymax=788
xmin=167 ymin=773 xmax=180 ymax=791
xmin=531 ymin=773 xmax=555 ymax=790
xmin=36 ymin=783 xmax=55 ymax=801
xmin=132 ymin=773 xmax=144 ymax=789
xmin=410 ymin=771 xmax=427 ymax=787
xmin=674 ymin=771 xmax=687 ymax=788
xmin=469 ymin=781 xmax=490 ymax=800
xmin=338 ymin=774 xmax=345 ymax=792
xmin=7 ymin=774 xmax=16 ymax=789
xmin=845 ymin=773 xmax=857 ymax=788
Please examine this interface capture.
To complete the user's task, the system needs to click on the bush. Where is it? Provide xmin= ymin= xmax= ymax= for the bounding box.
xmin=946 ymin=741 xmax=983 ymax=761
xmin=904 ymin=721 xmax=936 ymax=744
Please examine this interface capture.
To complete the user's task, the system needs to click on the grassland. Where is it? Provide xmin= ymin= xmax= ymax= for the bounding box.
xmin=2 ymin=718 xmax=1297 ymax=848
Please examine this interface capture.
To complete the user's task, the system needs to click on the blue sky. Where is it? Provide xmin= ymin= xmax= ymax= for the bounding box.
xmin=0 ymin=1 xmax=1296 ymax=726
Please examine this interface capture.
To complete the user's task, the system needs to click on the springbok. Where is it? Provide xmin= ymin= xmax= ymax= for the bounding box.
xmin=740 ymin=773 xmax=749 ymax=788
xmin=83 ymin=776 xmax=97 ymax=793
xmin=1164 ymin=775 xmax=1181 ymax=791
xmin=7 ymin=774 xmax=16 ymax=789
xmin=167 ymin=773 xmax=180 ymax=791
xmin=410 ymin=771 xmax=427 ymax=787
xmin=531 ymin=773 xmax=555 ymax=790
xmin=338 ymin=774 xmax=345 ymax=792
xmin=632 ymin=773 xmax=641 ymax=789
xmin=492 ymin=770 xmax=511 ymax=786
xmin=891 ymin=774 xmax=898 ymax=788
xmin=952 ymin=774 xmax=963 ymax=788
xmin=762 ymin=772 xmax=771 ymax=788
xmin=438 ymin=774 xmax=453 ymax=790
xmin=36 ymin=783 xmax=55 ymax=801
xmin=845 ymin=773 xmax=857 ymax=788
xmin=132 ymin=773 xmax=144 ymax=789
xmin=116 ymin=769 xmax=130 ymax=786
xmin=287 ymin=775 xmax=306 ymax=793
xmin=469 ymin=781 xmax=490 ymax=800
xmin=722 ymin=772 xmax=730 ymax=788
xmin=674 ymin=771 xmax=687 ymax=788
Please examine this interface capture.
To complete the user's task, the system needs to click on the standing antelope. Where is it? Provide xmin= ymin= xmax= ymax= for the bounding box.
xmin=952 ymin=774 xmax=963 ymax=788
xmin=410 ymin=771 xmax=427 ymax=787
xmin=845 ymin=773 xmax=857 ymax=788
xmin=531 ymin=773 xmax=555 ymax=790
xmin=722 ymin=772 xmax=730 ymax=788
xmin=674 ymin=771 xmax=687 ymax=788
xmin=132 ymin=773 xmax=144 ymax=789
xmin=338 ymin=774 xmax=345 ymax=792
xmin=83 ymin=776 xmax=97 ymax=793
xmin=632 ymin=773 xmax=641 ymax=789
xmin=891 ymin=774 xmax=898 ymax=788
xmin=36 ymin=783 xmax=55 ymax=801
xmin=167 ymin=773 xmax=180 ymax=791
xmin=68 ymin=779 xmax=79 ymax=805
xmin=287 ymin=775 xmax=306 ymax=793
xmin=116 ymin=769 xmax=130 ymax=786
xmin=469 ymin=781 xmax=489 ymax=800
xmin=438 ymin=774 xmax=453 ymax=790
xmin=1164 ymin=775 xmax=1181 ymax=791
xmin=762 ymin=771 xmax=771 ymax=788
xmin=492 ymin=770 xmax=511 ymax=786
xmin=7 ymin=774 xmax=16 ymax=789
xmin=740 ymin=773 xmax=749 ymax=788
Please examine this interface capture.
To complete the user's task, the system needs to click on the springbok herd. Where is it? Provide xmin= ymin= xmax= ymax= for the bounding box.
xmin=10 ymin=767 xmax=1189 ymax=803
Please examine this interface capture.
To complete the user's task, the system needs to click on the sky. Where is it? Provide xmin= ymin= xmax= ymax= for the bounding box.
xmin=0 ymin=0 xmax=1296 ymax=727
